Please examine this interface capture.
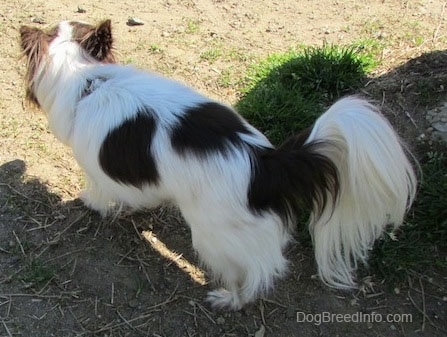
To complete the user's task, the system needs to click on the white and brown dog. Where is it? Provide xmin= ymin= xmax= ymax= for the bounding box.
xmin=19 ymin=20 xmax=417 ymax=310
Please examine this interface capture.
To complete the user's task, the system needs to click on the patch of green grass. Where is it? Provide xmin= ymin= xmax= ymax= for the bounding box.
xmin=236 ymin=44 xmax=373 ymax=144
xmin=185 ymin=19 xmax=200 ymax=34
xmin=200 ymin=48 xmax=223 ymax=63
xmin=22 ymin=259 xmax=55 ymax=285
xmin=360 ymin=18 xmax=386 ymax=37
xmin=149 ymin=44 xmax=164 ymax=54
xmin=123 ymin=57 xmax=136 ymax=65
xmin=402 ymin=20 xmax=425 ymax=47
xmin=218 ymin=68 xmax=233 ymax=88
xmin=351 ymin=38 xmax=384 ymax=69
xmin=225 ymin=48 xmax=252 ymax=63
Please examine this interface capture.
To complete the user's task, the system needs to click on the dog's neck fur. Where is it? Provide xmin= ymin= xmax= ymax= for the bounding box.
xmin=37 ymin=71 xmax=86 ymax=145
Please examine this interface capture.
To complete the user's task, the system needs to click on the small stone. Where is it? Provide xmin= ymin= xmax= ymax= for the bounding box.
xmin=216 ymin=316 xmax=225 ymax=325
xmin=254 ymin=325 xmax=266 ymax=337
xmin=127 ymin=17 xmax=145 ymax=26
xmin=433 ymin=122 xmax=447 ymax=132
xmin=128 ymin=299 xmax=139 ymax=308
xmin=32 ymin=17 xmax=45 ymax=24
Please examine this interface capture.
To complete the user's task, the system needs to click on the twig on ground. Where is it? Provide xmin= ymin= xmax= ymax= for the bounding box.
xmin=94 ymin=220 xmax=103 ymax=237
xmin=116 ymin=248 xmax=135 ymax=265
xmin=419 ymin=277 xmax=427 ymax=332
xmin=36 ymin=276 xmax=54 ymax=295
xmin=261 ymin=298 xmax=288 ymax=309
xmin=407 ymin=278 xmax=447 ymax=334
xmin=68 ymin=307 xmax=87 ymax=333
xmin=117 ymin=310 xmax=136 ymax=331
xmin=131 ymin=218 xmax=143 ymax=240
xmin=59 ymin=211 xmax=89 ymax=236
xmin=192 ymin=300 xmax=198 ymax=327
xmin=0 ymin=183 xmax=47 ymax=206
xmin=0 ymin=292 xmax=79 ymax=300
xmin=91 ymin=286 xmax=179 ymax=334
xmin=0 ymin=247 xmax=10 ymax=254
xmin=432 ymin=0 xmax=447 ymax=43
xmin=12 ymin=231 xmax=25 ymax=257
xmin=193 ymin=300 xmax=216 ymax=325
xmin=137 ymin=256 xmax=157 ymax=292
xmin=45 ymin=247 xmax=94 ymax=263
xmin=110 ymin=282 xmax=114 ymax=305
xmin=1 ymin=320 xmax=13 ymax=337
xmin=259 ymin=300 xmax=267 ymax=327
xmin=404 ymin=110 xmax=418 ymax=129
xmin=27 ymin=217 xmax=56 ymax=232
xmin=0 ymin=297 xmax=11 ymax=320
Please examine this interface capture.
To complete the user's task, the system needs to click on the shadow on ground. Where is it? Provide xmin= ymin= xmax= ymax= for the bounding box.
xmin=366 ymin=49 xmax=447 ymax=150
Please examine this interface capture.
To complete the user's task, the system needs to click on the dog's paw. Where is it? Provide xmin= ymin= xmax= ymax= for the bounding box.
xmin=206 ymin=288 xmax=242 ymax=311
xmin=79 ymin=190 xmax=112 ymax=217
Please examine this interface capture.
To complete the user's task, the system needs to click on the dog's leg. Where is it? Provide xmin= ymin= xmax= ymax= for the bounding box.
xmin=79 ymin=177 xmax=114 ymax=217
xmin=184 ymin=207 xmax=290 ymax=310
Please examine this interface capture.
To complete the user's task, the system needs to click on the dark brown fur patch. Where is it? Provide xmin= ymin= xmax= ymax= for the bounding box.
xmin=99 ymin=108 xmax=160 ymax=188
xmin=248 ymin=128 xmax=340 ymax=226
xmin=171 ymin=102 xmax=254 ymax=158
xmin=19 ymin=25 xmax=57 ymax=105
xmin=71 ymin=20 xmax=115 ymax=63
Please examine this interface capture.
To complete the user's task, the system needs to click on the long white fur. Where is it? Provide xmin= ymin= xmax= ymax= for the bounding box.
xmin=306 ymin=97 xmax=417 ymax=288
xmin=24 ymin=20 xmax=417 ymax=310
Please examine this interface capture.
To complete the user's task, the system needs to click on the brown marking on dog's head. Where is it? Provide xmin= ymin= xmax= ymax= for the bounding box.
xmin=71 ymin=19 xmax=115 ymax=63
xmin=19 ymin=25 xmax=57 ymax=105
xmin=19 ymin=20 xmax=115 ymax=106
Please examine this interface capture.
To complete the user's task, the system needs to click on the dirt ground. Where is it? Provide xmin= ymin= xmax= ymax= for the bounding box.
xmin=0 ymin=0 xmax=446 ymax=336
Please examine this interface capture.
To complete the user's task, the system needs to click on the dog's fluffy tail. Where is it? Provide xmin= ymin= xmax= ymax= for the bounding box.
xmin=250 ymin=96 xmax=417 ymax=289
xmin=306 ymin=97 xmax=417 ymax=288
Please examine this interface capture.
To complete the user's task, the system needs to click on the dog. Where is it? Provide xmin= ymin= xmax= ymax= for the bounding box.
xmin=19 ymin=19 xmax=417 ymax=310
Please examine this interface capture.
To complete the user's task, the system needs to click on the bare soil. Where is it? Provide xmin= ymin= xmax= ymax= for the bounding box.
xmin=0 ymin=1 xmax=446 ymax=336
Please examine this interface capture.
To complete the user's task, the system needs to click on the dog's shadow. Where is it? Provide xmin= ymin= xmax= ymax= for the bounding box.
xmin=0 ymin=159 xmax=205 ymax=306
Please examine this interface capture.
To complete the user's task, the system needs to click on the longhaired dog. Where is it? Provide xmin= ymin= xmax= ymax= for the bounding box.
xmin=19 ymin=20 xmax=417 ymax=310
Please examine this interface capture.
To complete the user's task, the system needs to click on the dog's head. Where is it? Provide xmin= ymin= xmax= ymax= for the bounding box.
xmin=19 ymin=20 xmax=115 ymax=105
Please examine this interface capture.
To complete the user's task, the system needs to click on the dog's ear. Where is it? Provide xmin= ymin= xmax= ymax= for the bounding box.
xmin=20 ymin=26 xmax=43 ymax=54
xmin=80 ymin=19 xmax=114 ymax=62
xmin=19 ymin=26 xmax=52 ymax=106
